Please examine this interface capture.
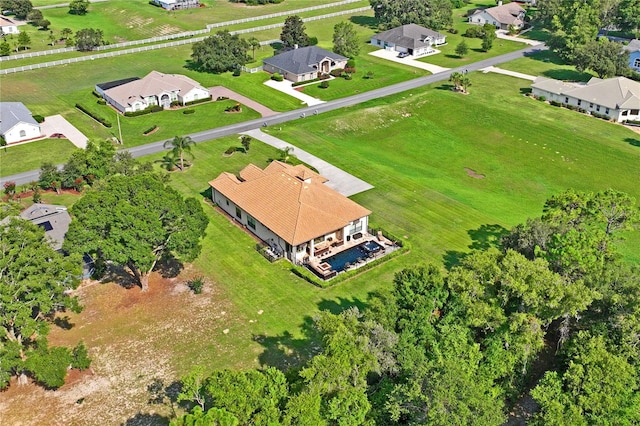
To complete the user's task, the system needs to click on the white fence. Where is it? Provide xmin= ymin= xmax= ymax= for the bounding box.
xmin=0 ymin=0 xmax=365 ymax=62
xmin=0 ymin=7 xmax=371 ymax=75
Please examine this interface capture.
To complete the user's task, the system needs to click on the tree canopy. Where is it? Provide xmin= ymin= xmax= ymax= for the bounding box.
xmin=370 ymin=0 xmax=453 ymax=30
xmin=191 ymin=31 xmax=250 ymax=73
xmin=332 ymin=21 xmax=360 ymax=58
xmin=68 ymin=0 xmax=89 ymax=15
xmin=64 ymin=173 xmax=209 ymax=291
xmin=1 ymin=0 xmax=33 ymax=19
xmin=280 ymin=15 xmax=309 ymax=49
xmin=75 ymin=28 xmax=104 ymax=51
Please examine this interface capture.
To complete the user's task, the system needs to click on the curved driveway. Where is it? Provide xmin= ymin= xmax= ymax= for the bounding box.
xmin=0 ymin=44 xmax=547 ymax=186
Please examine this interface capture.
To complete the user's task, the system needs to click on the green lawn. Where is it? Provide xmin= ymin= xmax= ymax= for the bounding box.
xmin=133 ymin=71 xmax=640 ymax=372
xmin=0 ymin=139 xmax=77 ymax=177
xmin=500 ymin=49 xmax=595 ymax=82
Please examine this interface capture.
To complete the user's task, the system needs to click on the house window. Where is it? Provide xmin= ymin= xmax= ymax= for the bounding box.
xmin=577 ymin=100 xmax=581 ymax=106
xmin=19 ymin=130 xmax=26 ymax=137
xmin=596 ymin=105 xmax=600 ymax=112
xmin=589 ymin=103 xmax=593 ymax=108
xmin=605 ymin=108 xmax=609 ymax=114
xmin=622 ymin=110 xmax=628 ymax=116
xmin=350 ymin=219 xmax=363 ymax=234
xmin=314 ymin=236 xmax=324 ymax=244
xmin=247 ymin=215 xmax=256 ymax=230
xmin=632 ymin=109 xmax=640 ymax=115
xmin=564 ymin=97 xmax=569 ymax=104
xmin=635 ymin=58 xmax=640 ymax=68
xmin=225 ymin=199 xmax=229 ymax=206
xmin=235 ymin=206 xmax=242 ymax=219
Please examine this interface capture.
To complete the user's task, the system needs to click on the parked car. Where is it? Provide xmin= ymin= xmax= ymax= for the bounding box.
xmin=398 ymin=51 xmax=410 ymax=58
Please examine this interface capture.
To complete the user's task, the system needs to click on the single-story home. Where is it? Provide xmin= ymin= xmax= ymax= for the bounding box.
xmin=209 ymin=161 xmax=371 ymax=264
xmin=263 ymin=46 xmax=348 ymax=83
xmin=371 ymin=24 xmax=446 ymax=57
xmin=624 ymin=39 xmax=640 ymax=73
xmin=531 ymin=76 xmax=640 ymax=122
xmin=95 ymin=71 xmax=210 ymax=114
xmin=20 ymin=204 xmax=71 ymax=251
xmin=0 ymin=15 xmax=18 ymax=35
xmin=468 ymin=2 xmax=526 ymax=30
xmin=151 ymin=0 xmax=199 ymax=10
xmin=0 ymin=102 xmax=42 ymax=144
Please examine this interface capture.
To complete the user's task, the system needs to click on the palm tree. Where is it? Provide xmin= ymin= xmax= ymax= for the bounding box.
xmin=278 ymin=146 xmax=294 ymax=163
xmin=248 ymin=37 xmax=261 ymax=60
xmin=164 ymin=135 xmax=195 ymax=171
xmin=449 ymin=72 xmax=463 ymax=92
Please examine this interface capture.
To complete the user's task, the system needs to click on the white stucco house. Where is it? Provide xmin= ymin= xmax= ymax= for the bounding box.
xmin=263 ymin=46 xmax=348 ymax=83
xmin=531 ymin=76 xmax=640 ymax=122
xmin=371 ymin=24 xmax=446 ymax=57
xmin=209 ymin=161 xmax=371 ymax=265
xmin=468 ymin=2 xmax=526 ymax=30
xmin=0 ymin=102 xmax=42 ymax=144
xmin=0 ymin=15 xmax=18 ymax=35
xmin=151 ymin=0 xmax=199 ymax=10
xmin=95 ymin=71 xmax=210 ymax=114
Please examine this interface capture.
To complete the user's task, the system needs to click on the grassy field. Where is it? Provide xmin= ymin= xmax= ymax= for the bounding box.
xmin=0 ymin=139 xmax=77 ymax=176
xmin=499 ymin=49 xmax=595 ymax=82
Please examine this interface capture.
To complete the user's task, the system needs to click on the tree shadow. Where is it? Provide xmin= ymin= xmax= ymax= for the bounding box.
xmin=435 ymin=83 xmax=456 ymax=91
xmin=349 ymin=15 xmax=379 ymax=30
xmin=445 ymin=54 xmax=463 ymax=59
xmin=317 ymin=296 xmax=368 ymax=314
xmin=121 ymin=413 xmax=170 ymax=426
xmin=200 ymin=186 xmax=213 ymax=200
xmin=625 ymin=137 xmax=640 ymax=147
xmin=54 ymin=316 xmax=74 ymax=330
xmin=443 ymin=223 xmax=508 ymax=269
xmin=520 ymin=87 xmax=532 ymax=95
xmin=155 ymin=256 xmax=183 ymax=280
xmin=184 ymin=59 xmax=203 ymax=72
xmin=543 ymin=69 xmax=592 ymax=82
xmin=101 ymin=264 xmax=140 ymax=289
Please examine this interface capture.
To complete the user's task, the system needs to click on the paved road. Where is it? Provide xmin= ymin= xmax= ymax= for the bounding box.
xmin=0 ymin=44 xmax=548 ymax=186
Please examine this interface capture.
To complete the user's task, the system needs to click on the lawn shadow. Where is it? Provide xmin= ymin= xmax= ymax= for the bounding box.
xmin=349 ymin=15 xmax=379 ymax=30
xmin=101 ymin=264 xmax=140 ymax=289
xmin=200 ymin=186 xmax=213 ymax=200
xmin=317 ymin=296 xmax=368 ymax=314
xmin=520 ymin=88 xmax=532 ymax=95
xmin=54 ymin=316 xmax=74 ymax=330
xmin=121 ymin=413 xmax=170 ymax=426
xmin=155 ymin=256 xmax=183 ymax=280
xmin=625 ymin=137 xmax=640 ymax=147
xmin=254 ymin=315 xmax=319 ymax=371
xmin=543 ymin=69 xmax=592 ymax=82
xmin=443 ymin=223 xmax=508 ymax=269
xmin=445 ymin=54 xmax=462 ymax=59
xmin=435 ymin=83 xmax=456 ymax=91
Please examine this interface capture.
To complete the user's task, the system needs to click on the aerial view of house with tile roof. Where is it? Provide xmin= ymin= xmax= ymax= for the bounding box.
xmin=531 ymin=76 xmax=640 ymax=122
xmin=468 ymin=2 xmax=526 ymax=30
xmin=0 ymin=102 xmax=42 ymax=144
xmin=263 ymin=46 xmax=348 ymax=83
xmin=95 ymin=71 xmax=210 ymax=113
xmin=371 ymin=24 xmax=446 ymax=57
xmin=209 ymin=161 xmax=372 ymax=267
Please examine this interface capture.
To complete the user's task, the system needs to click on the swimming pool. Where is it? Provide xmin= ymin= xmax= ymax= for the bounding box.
xmin=324 ymin=240 xmax=383 ymax=272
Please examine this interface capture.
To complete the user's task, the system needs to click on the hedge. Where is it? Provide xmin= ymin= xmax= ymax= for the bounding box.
xmin=143 ymin=125 xmax=157 ymax=135
xmin=32 ymin=115 xmax=45 ymax=123
xmin=124 ymin=105 xmax=163 ymax=117
xmin=75 ymin=103 xmax=112 ymax=127
xmin=183 ymin=109 xmax=195 ymax=114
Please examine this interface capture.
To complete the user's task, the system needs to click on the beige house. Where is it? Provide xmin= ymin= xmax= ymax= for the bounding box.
xmin=531 ymin=76 xmax=640 ymax=122
xmin=468 ymin=2 xmax=525 ymax=30
xmin=209 ymin=161 xmax=371 ymax=265
xmin=263 ymin=46 xmax=348 ymax=83
xmin=95 ymin=71 xmax=210 ymax=113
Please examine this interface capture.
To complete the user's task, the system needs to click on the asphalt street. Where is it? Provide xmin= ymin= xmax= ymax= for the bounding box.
xmin=0 ymin=43 xmax=547 ymax=186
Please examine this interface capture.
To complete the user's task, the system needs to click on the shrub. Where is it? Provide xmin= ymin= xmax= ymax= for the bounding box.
xmin=75 ymin=104 xmax=112 ymax=127
xmin=170 ymin=100 xmax=181 ymax=107
xmin=71 ymin=342 xmax=91 ymax=370
xmin=143 ymin=125 xmax=157 ymax=135
xmin=4 ymin=181 xmax=16 ymax=195
xmin=224 ymin=146 xmax=236 ymax=155
xmin=32 ymin=186 xmax=42 ymax=203
xmin=187 ymin=276 xmax=205 ymax=294
xmin=225 ymin=103 xmax=242 ymax=112
xmin=319 ymin=74 xmax=331 ymax=80
xmin=183 ymin=109 xmax=195 ymax=114
xmin=25 ymin=346 xmax=72 ymax=389
xmin=538 ymin=95 xmax=546 ymax=102
xmin=123 ymin=104 xmax=163 ymax=117
xmin=344 ymin=67 xmax=356 ymax=74
xmin=308 ymin=36 xmax=318 ymax=46
xmin=464 ymin=27 xmax=482 ymax=38
xmin=364 ymin=71 xmax=374 ymax=79
xmin=32 ymin=114 xmax=44 ymax=123
xmin=271 ymin=73 xmax=284 ymax=82
xmin=448 ymin=27 xmax=459 ymax=34
xmin=97 ymin=99 xmax=106 ymax=105
xmin=233 ymin=68 xmax=241 ymax=77
xmin=330 ymin=68 xmax=344 ymax=77
xmin=344 ymin=73 xmax=352 ymax=80
xmin=346 ymin=59 xmax=356 ymax=68
xmin=319 ymin=80 xmax=329 ymax=89
xmin=549 ymin=100 xmax=562 ymax=107
xmin=91 ymin=90 xmax=101 ymax=98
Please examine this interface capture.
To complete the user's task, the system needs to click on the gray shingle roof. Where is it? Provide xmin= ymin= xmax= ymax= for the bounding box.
xmin=532 ymin=76 xmax=640 ymax=110
xmin=0 ymin=102 xmax=38 ymax=135
xmin=20 ymin=204 xmax=71 ymax=251
xmin=624 ymin=39 xmax=640 ymax=53
xmin=472 ymin=3 xmax=525 ymax=26
xmin=372 ymin=24 xmax=445 ymax=50
xmin=263 ymin=46 xmax=347 ymax=75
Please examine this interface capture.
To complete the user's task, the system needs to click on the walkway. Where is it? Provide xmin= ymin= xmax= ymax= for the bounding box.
xmin=263 ymin=79 xmax=326 ymax=107
xmin=480 ymin=66 xmax=537 ymax=81
xmin=242 ymin=129 xmax=373 ymax=197
xmin=41 ymin=115 xmax=88 ymax=148
xmin=368 ymin=49 xmax=450 ymax=73
xmin=209 ymin=86 xmax=277 ymax=117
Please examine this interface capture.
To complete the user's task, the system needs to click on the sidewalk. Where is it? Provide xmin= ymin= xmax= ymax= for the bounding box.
xmin=368 ymin=49 xmax=450 ymax=74
xmin=263 ymin=79 xmax=326 ymax=107
xmin=242 ymin=129 xmax=373 ymax=197
xmin=480 ymin=66 xmax=537 ymax=81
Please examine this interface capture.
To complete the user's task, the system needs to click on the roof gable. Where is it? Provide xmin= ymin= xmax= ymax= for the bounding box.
xmin=263 ymin=46 xmax=347 ymax=75
xmin=373 ymin=24 xmax=445 ymax=50
xmin=0 ymin=102 xmax=39 ymax=134
xmin=474 ymin=3 xmax=525 ymax=25
xmin=209 ymin=161 xmax=370 ymax=245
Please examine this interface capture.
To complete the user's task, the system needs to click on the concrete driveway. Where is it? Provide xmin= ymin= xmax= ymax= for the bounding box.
xmin=369 ymin=49 xmax=450 ymax=73
xmin=263 ymin=79 xmax=326 ymax=107
xmin=495 ymin=30 xmax=544 ymax=46
xmin=480 ymin=66 xmax=537 ymax=81
xmin=41 ymin=115 xmax=88 ymax=148
xmin=209 ymin=86 xmax=277 ymax=117
xmin=242 ymin=129 xmax=373 ymax=197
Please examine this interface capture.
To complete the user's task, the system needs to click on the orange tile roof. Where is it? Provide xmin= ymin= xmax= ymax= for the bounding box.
xmin=209 ymin=161 xmax=370 ymax=246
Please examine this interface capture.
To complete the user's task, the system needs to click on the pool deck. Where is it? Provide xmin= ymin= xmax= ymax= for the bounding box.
xmin=306 ymin=232 xmax=399 ymax=279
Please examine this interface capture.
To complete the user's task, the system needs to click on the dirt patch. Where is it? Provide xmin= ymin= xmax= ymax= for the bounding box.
xmin=464 ymin=167 xmax=485 ymax=179
xmin=0 ymin=266 xmax=242 ymax=425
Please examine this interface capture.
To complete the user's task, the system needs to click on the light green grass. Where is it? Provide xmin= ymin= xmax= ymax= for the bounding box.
xmin=0 ymin=139 xmax=77 ymax=177
xmin=500 ymin=49 xmax=595 ymax=82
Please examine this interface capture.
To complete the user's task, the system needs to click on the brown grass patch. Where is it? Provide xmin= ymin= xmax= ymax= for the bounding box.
xmin=465 ymin=167 xmax=485 ymax=179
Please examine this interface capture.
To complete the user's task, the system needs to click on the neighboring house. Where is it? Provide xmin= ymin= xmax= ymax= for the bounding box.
xmin=20 ymin=204 xmax=71 ymax=251
xmin=371 ymin=24 xmax=446 ymax=57
xmin=95 ymin=71 xmax=210 ymax=113
xmin=468 ymin=2 xmax=526 ymax=30
xmin=531 ymin=76 xmax=640 ymax=122
xmin=0 ymin=102 xmax=42 ymax=144
xmin=0 ymin=15 xmax=18 ymax=34
xmin=263 ymin=46 xmax=348 ymax=83
xmin=151 ymin=0 xmax=199 ymax=10
xmin=624 ymin=39 xmax=640 ymax=72
xmin=209 ymin=161 xmax=371 ymax=264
